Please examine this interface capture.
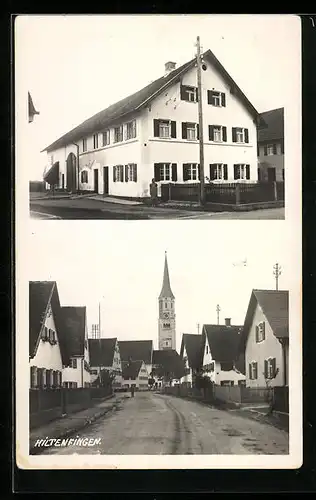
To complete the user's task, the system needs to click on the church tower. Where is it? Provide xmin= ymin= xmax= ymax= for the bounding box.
xmin=158 ymin=252 xmax=176 ymax=350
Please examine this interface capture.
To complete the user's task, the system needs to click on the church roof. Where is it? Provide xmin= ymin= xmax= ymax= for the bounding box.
xmin=159 ymin=252 xmax=174 ymax=299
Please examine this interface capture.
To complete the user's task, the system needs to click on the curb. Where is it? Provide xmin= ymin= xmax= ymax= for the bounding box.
xmin=30 ymin=401 xmax=118 ymax=455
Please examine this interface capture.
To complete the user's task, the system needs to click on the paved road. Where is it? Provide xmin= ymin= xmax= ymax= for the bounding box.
xmin=42 ymin=392 xmax=288 ymax=455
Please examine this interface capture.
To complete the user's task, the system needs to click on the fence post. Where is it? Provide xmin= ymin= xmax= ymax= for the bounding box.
xmin=273 ymin=181 xmax=278 ymax=201
xmin=168 ymin=183 xmax=171 ymax=201
xmin=235 ymin=184 xmax=240 ymax=205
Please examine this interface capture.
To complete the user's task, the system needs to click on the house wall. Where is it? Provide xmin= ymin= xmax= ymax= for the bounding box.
xmin=30 ymin=307 xmax=63 ymax=373
xmin=258 ymin=141 xmax=284 ymax=181
xmin=245 ymin=302 xmax=284 ymax=388
xmin=180 ymin=345 xmax=193 ymax=385
xmin=62 ymin=357 xmax=83 ymax=386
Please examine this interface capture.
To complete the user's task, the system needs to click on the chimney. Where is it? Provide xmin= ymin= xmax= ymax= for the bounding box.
xmin=225 ymin=318 xmax=231 ymax=326
xmin=164 ymin=61 xmax=176 ymax=76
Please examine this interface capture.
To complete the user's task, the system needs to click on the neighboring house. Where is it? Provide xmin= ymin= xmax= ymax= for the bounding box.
xmin=61 ymin=307 xmax=91 ymax=388
xmin=152 ymin=349 xmax=185 ymax=387
xmin=41 ymin=48 xmax=262 ymax=197
xmin=28 ymin=92 xmax=39 ymax=123
xmin=257 ymin=107 xmax=284 ymax=182
xmin=239 ymin=290 xmax=289 ymax=389
xmin=179 ymin=333 xmax=202 ymax=387
xmin=118 ymin=340 xmax=153 ymax=378
xmin=201 ymin=319 xmax=246 ymax=386
xmin=29 ymin=281 xmax=69 ymax=389
xmin=121 ymin=360 xmax=149 ymax=391
xmin=88 ymin=338 xmax=122 ymax=389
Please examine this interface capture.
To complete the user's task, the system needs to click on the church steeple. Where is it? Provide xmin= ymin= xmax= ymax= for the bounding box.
xmin=159 ymin=251 xmax=174 ymax=299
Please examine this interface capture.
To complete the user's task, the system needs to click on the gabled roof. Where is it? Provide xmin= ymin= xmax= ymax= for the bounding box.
xmin=122 ymin=360 xmax=143 ymax=380
xmin=28 ymin=92 xmax=39 ymax=119
xmin=42 ymin=48 xmax=260 ymax=153
xmin=240 ymin=289 xmax=289 ymax=352
xmin=152 ymin=349 xmax=185 ymax=379
xmin=257 ymin=107 xmax=284 ymax=143
xmin=61 ymin=306 xmax=86 ymax=358
xmin=159 ymin=252 xmax=174 ymax=299
xmin=118 ymin=340 xmax=153 ymax=364
xmin=29 ymin=281 xmax=69 ymax=365
xmin=202 ymin=324 xmax=243 ymax=364
xmin=180 ymin=333 xmax=202 ymax=370
xmin=88 ymin=338 xmax=117 ymax=367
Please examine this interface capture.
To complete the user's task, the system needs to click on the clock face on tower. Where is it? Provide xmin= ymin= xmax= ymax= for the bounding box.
xmin=163 ymin=312 xmax=170 ymax=319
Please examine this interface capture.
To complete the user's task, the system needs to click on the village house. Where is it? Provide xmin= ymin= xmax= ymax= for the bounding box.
xmin=29 ymin=281 xmax=69 ymax=389
xmin=179 ymin=333 xmax=202 ymax=387
xmin=121 ymin=360 xmax=149 ymax=391
xmin=88 ymin=338 xmax=122 ymax=390
xmin=201 ymin=319 xmax=246 ymax=386
xmin=257 ymin=107 xmax=284 ymax=182
xmin=28 ymin=91 xmax=39 ymax=123
xmin=239 ymin=290 xmax=289 ymax=389
xmin=118 ymin=340 xmax=153 ymax=378
xmin=61 ymin=307 xmax=91 ymax=388
xmin=152 ymin=349 xmax=185 ymax=387
xmin=41 ymin=48 xmax=262 ymax=198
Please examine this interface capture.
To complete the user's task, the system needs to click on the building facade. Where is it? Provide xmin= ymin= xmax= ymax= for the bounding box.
xmin=88 ymin=338 xmax=123 ymax=389
xmin=158 ymin=252 xmax=176 ymax=350
xmin=257 ymin=107 xmax=284 ymax=182
xmin=42 ymin=49 xmax=261 ymax=197
xmin=121 ymin=360 xmax=149 ymax=391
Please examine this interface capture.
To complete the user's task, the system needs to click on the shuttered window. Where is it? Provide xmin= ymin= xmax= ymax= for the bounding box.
xmin=256 ymin=322 xmax=266 ymax=342
xmin=209 ymin=164 xmax=228 ymax=181
xmin=182 ymin=122 xmax=199 ymax=140
xmin=207 ymin=90 xmax=226 ymax=106
xmin=81 ymin=170 xmax=88 ymax=183
xmin=180 ymin=85 xmax=198 ymax=102
xmin=183 ymin=163 xmax=200 ymax=181
xmin=249 ymin=361 xmax=258 ymax=380
xmin=154 ymin=163 xmax=177 ymax=182
xmin=102 ymin=130 xmax=110 ymax=146
xmin=93 ymin=134 xmax=99 ymax=149
xmin=124 ymin=164 xmax=137 ymax=182
xmin=233 ymin=164 xmax=250 ymax=180
xmin=232 ymin=127 xmax=249 ymax=143
xmin=114 ymin=126 xmax=123 ymax=143
xmin=113 ymin=165 xmax=124 ymax=182
xmin=153 ymin=119 xmax=176 ymax=139
xmin=125 ymin=120 xmax=137 ymax=140
xmin=209 ymin=125 xmax=227 ymax=142
xmin=265 ymin=358 xmax=277 ymax=379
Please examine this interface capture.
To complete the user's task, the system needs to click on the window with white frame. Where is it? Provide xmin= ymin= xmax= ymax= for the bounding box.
xmin=208 ymin=90 xmax=226 ymax=107
xmin=249 ymin=361 xmax=258 ymax=380
xmin=82 ymin=138 xmax=87 ymax=152
xmin=93 ymin=133 xmax=99 ymax=149
xmin=114 ymin=125 xmax=123 ymax=143
xmin=113 ymin=165 xmax=124 ymax=182
xmin=159 ymin=163 xmax=171 ymax=181
xmin=125 ymin=120 xmax=136 ymax=140
xmin=181 ymin=85 xmax=198 ymax=102
xmin=255 ymin=322 xmax=266 ymax=343
xmin=213 ymin=126 xmax=222 ymax=142
xmin=233 ymin=164 xmax=250 ymax=180
xmin=210 ymin=163 xmax=226 ymax=180
xmin=236 ymin=128 xmax=244 ymax=143
xmin=232 ymin=127 xmax=249 ymax=143
xmin=159 ymin=120 xmax=171 ymax=138
xmin=264 ymin=358 xmax=277 ymax=379
xmin=81 ymin=170 xmax=88 ymax=183
xmin=70 ymin=358 xmax=77 ymax=369
xmin=187 ymin=123 xmax=197 ymax=140
xmin=265 ymin=144 xmax=277 ymax=156
xmin=126 ymin=163 xmax=137 ymax=182
xmin=102 ymin=130 xmax=110 ymax=147
xmin=183 ymin=163 xmax=199 ymax=181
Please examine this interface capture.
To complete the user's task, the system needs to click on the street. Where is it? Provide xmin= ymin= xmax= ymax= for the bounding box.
xmin=30 ymin=196 xmax=285 ymax=220
xmin=42 ymin=392 xmax=289 ymax=455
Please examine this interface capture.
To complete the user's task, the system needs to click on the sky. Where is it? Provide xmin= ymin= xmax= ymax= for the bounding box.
xmin=16 ymin=14 xmax=300 ymax=180
xmin=26 ymin=220 xmax=295 ymax=351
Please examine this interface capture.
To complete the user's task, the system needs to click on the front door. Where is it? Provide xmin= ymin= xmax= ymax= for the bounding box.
xmin=94 ymin=169 xmax=99 ymax=193
xmin=103 ymin=166 xmax=109 ymax=195
xmin=267 ymin=167 xmax=276 ymax=182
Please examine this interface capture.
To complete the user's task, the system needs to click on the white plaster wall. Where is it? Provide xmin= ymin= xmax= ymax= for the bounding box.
xmin=181 ymin=345 xmax=193 ymax=384
xmin=30 ymin=306 xmax=63 ymax=371
xmin=62 ymin=358 xmax=82 ymax=386
xmin=245 ymin=302 xmax=284 ymax=388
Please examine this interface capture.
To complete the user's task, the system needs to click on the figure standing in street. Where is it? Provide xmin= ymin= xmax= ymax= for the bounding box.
xmin=149 ymin=178 xmax=158 ymax=206
xmin=131 ymin=386 xmax=135 ymax=398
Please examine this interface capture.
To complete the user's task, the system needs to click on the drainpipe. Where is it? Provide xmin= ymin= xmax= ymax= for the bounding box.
xmin=72 ymin=142 xmax=80 ymax=194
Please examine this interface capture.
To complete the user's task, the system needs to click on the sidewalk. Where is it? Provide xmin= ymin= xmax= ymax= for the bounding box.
xmin=30 ymin=394 xmax=128 ymax=454
xmin=87 ymin=195 xmax=142 ymax=206
xmin=227 ymin=405 xmax=289 ymax=432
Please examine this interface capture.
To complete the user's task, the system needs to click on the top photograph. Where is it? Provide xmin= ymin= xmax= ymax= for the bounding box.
xmin=21 ymin=15 xmax=292 ymax=220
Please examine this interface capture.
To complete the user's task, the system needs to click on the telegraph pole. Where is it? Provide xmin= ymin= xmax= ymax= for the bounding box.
xmin=216 ymin=304 xmax=221 ymax=325
xmin=273 ymin=263 xmax=282 ymax=291
xmin=196 ymin=36 xmax=205 ymax=206
xmin=197 ymin=323 xmax=200 ymax=335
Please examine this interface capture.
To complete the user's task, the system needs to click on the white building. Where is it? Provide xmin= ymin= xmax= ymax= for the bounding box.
xmin=61 ymin=306 xmax=91 ymax=388
xmin=42 ymin=48 xmax=261 ymax=197
xmin=118 ymin=340 xmax=153 ymax=379
xmin=88 ymin=338 xmax=122 ymax=390
xmin=201 ymin=319 xmax=246 ymax=386
xmin=179 ymin=333 xmax=202 ymax=387
xmin=121 ymin=360 xmax=149 ymax=391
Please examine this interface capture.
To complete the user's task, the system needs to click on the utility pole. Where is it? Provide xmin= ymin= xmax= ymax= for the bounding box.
xmin=196 ymin=36 xmax=205 ymax=206
xmin=197 ymin=323 xmax=200 ymax=335
xmin=273 ymin=263 xmax=282 ymax=291
xmin=216 ymin=304 xmax=221 ymax=325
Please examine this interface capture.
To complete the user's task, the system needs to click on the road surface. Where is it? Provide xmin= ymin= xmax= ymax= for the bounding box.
xmin=42 ymin=392 xmax=288 ymax=455
xmin=30 ymin=197 xmax=284 ymax=220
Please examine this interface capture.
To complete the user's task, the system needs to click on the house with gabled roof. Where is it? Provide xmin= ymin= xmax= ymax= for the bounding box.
xmin=41 ymin=48 xmax=262 ymax=197
xmin=239 ymin=290 xmax=289 ymax=388
xmin=179 ymin=333 xmax=202 ymax=387
xmin=28 ymin=92 xmax=39 ymax=123
xmin=118 ymin=340 xmax=153 ymax=378
xmin=61 ymin=306 xmax=91 ymax=388
xmin=121 ymin=360 xmax=149 ymax=391
xmin=88 ymin=338 xmax=122 ymax=389
xmin=29 ymin=281 xmax=69 ymax=389
xmin=152 ymin=349 xmax=185 ymax=387
xmin=257 ymin=107 xmax=284 ymax=182
xmin=201 ymin=319 xmax=246 ymax=386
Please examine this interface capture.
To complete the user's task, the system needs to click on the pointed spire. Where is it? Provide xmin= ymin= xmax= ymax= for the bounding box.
xmin=159 ymin=251 xmax=175 ymax=299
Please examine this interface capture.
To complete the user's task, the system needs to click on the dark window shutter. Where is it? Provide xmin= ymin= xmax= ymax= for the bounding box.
xmin=264 ymin=145 xmax=268 ymax=156
xmin=234 ymin=164 xmax=239 ymax=180
xmin=223 ymin=164 xmax=228 ymax=180
xmin=183 ymin=164 xmax=189 ymax=182
xmin=182 ymin=122 xmax=187 ymax=139
xmin=198 ymin=164 xmax=201 ymax=180
xmin=210 ymin=164 xmax=216 ymax=180
xmin=154 ymin=119 xmax=160 ymax=137
xmin=171 ymin=163 xmax=177 ymax=182
xmin=246 ymin=164 xmax=250 ymax=179
xmin=255 ymin=325 xmax=259 ymax=342
xmin=273 ymin=143 xmax=277 ymax=154
xmin=195 ymin=87 xmax=199 ymax=102
xmin=113 ymin=166 xmax=116 ymax=182
xmin=30 ymin=367 xmax=33 ymax=387
xmin=154 ymin=164 xmax=161 ymax=182
xmin=249 ymin=363 xmax=252 ymax=380
xmin=272 ymin=358 xmax=276 ymax=377
xmin=171 ymin=121 xmax=176 ymax=138
xmin=209 ymin=125 xmax=214 ymax=141
xmin=254 ymin=363 xmax=258 ymax=380
xmin=221 ymin=92 xmax=226 ymax=107
xmin=281 ymin=140 xmax=284 ymax=154
xmin=125 ymin=165 xmax=128 ymax=182
xmin=244 ymin=129 xmax=249 ymax=143
xmin=180 ymin=85 xmax=186 ymax=101
xmin=196 ymin=124 xmax=199 ymax=140
xmin=262 ymin=322 xmax=266 ymax=340
xmin=134 ymin=164 xmax=137 ymax=183
xmin=207 ymin=90 xmax=213 ymax=104
xmin=232 ymin=127 xmax=237 ymax=142
xmin=222 ymin=126 xmax=227 ymax=142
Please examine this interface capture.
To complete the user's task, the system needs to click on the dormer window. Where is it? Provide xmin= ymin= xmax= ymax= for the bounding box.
xmin=180 ymin=85 xmax=198 ymax=102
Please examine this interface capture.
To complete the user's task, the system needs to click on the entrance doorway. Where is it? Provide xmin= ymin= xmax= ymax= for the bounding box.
xmin=103 ymin=166 xmax=109 ymax=195
xmin=94 ymin=168 xmax=99 ymax=193
xmin=66 ymin=153 xmax=77 ymax=192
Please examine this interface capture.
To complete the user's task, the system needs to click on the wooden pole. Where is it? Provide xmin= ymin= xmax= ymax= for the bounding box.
xmin=196 ymin=36 xmax=205 ymax=206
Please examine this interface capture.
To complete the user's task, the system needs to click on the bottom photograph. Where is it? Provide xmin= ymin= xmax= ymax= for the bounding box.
xmin=26 ymin=224 xmax=290 ymax=458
